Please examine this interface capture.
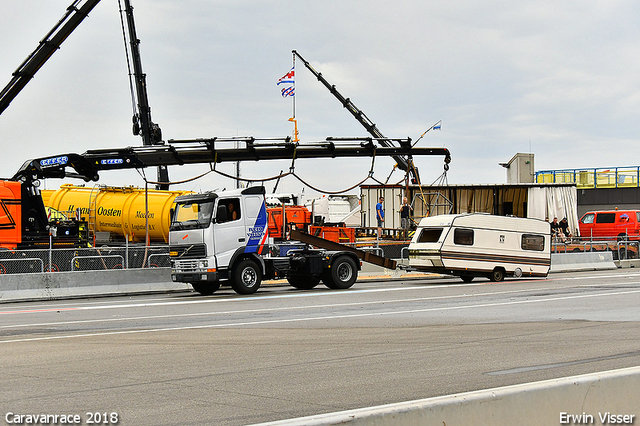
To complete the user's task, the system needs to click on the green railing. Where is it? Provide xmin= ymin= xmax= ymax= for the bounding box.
xmin=535 ymin=167 xmax=640 ymax=189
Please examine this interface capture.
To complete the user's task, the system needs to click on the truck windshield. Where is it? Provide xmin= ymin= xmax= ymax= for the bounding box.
xmin=171 ymin=200 xmax=214 ymax=230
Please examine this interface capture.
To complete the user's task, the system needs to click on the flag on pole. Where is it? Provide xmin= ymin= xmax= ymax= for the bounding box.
xmin=277 ymin=66 xmax=295 ymax=97
xmin=433 ymin=121 xmax=442 ymax=130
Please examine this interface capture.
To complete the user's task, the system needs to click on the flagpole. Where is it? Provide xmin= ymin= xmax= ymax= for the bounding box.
xmin=292 ymin=52 xmax=296 ymax=120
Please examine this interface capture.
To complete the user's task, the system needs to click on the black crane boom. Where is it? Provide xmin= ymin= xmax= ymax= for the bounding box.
xmin=0 ymin=0 xmax=102 ymax=116
xmin=293 ymin=50 xmax=435 ymax=184
xmin=12 ymin=137 xmax=451 ymax=186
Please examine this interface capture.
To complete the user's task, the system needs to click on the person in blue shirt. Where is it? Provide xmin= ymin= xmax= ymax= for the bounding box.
xmin=376 ymin=196 xmax=384 ymax=239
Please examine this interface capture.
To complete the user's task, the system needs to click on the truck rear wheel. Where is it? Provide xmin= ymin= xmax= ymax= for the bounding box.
xmin=287 ymin=276 xmax=320 ymax=290
xmin=191 ymin=281 xmax=221 ymax=295
xmin=324 ymin=256 xmax=357 ymax=289
xmin=231 ymin=259 xmax=262 ymax=294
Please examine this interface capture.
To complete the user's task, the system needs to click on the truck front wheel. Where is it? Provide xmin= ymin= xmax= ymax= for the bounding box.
xmin=324 ymin=256 xmax=357 ymax=289
xmin=191 ymin=281 xmax=221 ymax=295
xmin=231 ymin=259 xmax=262 ymax=294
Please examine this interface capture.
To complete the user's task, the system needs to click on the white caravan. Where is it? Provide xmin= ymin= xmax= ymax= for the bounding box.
xmin=408 ymin=213 xmax=550 ymax=282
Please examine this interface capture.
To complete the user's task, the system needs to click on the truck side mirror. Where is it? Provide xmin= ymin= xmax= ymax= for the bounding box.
xmin=216 ymin=205 xmax=227 ymax=223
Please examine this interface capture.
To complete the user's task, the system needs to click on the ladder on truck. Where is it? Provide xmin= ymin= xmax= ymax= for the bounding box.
xmin=88 ymin=185 xmax=99 ymax=245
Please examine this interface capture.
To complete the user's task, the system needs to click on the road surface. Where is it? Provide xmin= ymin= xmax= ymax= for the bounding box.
xmin=1 ymin=269 xmax=639 ymax=425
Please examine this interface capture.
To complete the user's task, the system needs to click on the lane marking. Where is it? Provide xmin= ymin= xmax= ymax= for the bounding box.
xmin=1 ymin=269 xmax=638 ymax=314
xmin=0 ymin=285 xmax=583 ymax=330
xmin=1 ymin=288 xmax=639 ymax=345
xmin=2 ymin=271 xmax=638 ymax=316
xmin=4 ymin=279 xmax=640 ymax=329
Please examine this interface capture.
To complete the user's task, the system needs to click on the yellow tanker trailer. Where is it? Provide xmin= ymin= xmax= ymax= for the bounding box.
xmin=42 ymin=184 xmax=193 ymax=243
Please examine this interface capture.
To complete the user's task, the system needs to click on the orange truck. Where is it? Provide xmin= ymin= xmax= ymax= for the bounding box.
xmin=0 ymin=180 xmax=84 ymax=249
xmin=266 ymin=205 xmax=355 ymax=244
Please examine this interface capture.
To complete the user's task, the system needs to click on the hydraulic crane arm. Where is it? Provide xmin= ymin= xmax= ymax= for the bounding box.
xmin=1 ymin=0 xmax=169 ymax=188
xmin=293 ymin=50 xmax=437 ymax=184
xmin=0 ymin=0 xmax=102 ymax=116
xmin=12 ymin=137 xmax=451 ymax=186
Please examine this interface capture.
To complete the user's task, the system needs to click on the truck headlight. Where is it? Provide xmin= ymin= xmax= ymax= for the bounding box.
xmin=199 ymin=260 xmax=208 ymax=268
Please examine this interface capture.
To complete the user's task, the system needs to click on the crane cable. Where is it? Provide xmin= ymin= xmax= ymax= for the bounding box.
xmin=117 ymin=0 xmax=137 ymax=118
xmin=135 ymin=149 xmax=386 ymax=195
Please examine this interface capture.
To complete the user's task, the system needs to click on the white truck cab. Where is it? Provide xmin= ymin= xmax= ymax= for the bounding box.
xmin=169 ymin=186 xmax=269 ymax=294
xmin=169 ymin=186 xmax=362 ymax=295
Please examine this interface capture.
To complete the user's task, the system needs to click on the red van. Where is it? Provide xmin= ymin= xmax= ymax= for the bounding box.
xmin=579 ymin=210 xmax=640 ymax=240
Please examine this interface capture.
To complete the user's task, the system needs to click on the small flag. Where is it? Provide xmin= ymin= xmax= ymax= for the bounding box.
xmin=281 ymin=86 xmax=295 ymax=97
xmin=277 ymin=67 xmax=295 ymax=85
xmin=433 ymin=121 xmax=442 ymax=130
xmin=277 ymin=66 xmax=295 ymax=97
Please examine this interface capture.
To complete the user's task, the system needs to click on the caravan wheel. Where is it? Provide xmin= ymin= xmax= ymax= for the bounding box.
xmin=460 ymin=275 xmax=474 ymax=283
xmin=490 ymin=268 xmax=505 ymax=282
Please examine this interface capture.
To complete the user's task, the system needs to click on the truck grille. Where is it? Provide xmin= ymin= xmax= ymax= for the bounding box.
xmin=169 ymin=244 xmax=206 ymax=259
xmin=173 ymin=260 xmax=199 ymax=272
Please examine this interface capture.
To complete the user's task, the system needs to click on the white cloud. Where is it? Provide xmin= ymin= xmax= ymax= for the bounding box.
xmin=1 ymin=0 xmax=639 ymax=195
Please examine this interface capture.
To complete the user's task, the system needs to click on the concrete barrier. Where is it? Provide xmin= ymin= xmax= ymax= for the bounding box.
xmin=551 ymin=252 xmax=617 ymax=272
xmin=0 ymin=268 xmax=186 ymax=303
xmin=249 ymin=366 xmax=640 ymax=426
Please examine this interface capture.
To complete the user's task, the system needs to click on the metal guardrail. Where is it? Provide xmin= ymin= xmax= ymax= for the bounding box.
xmin=551 ymin=238 xmax=638 ymax=260
xmin=147 ymin=253 xmax=169 ymax=268
xmin=401 ymin=247 xmax=410 ymax=260
xmin=71 ymin=255 xmax=125 ymax=271
xmin=0 ymin=258 xmax=45 ymax=274
xmin=536 ymin=166 xmax=640 ymax=189
xmin=0 ymin=246 xmax=169 ymax=275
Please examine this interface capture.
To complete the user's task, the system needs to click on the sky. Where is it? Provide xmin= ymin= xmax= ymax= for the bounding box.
xmin=1 ymin=1 xmax=640 ymax=198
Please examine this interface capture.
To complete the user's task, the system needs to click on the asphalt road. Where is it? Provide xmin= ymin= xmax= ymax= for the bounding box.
xmin=1 ymin=270 xmax=640 ymax=425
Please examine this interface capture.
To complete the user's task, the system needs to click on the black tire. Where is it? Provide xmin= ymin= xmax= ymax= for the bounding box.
xmin=191 ymin=281 xmax=221 ymax=295
xmin=287 ymin=276 xmax=320 ymax=290
xmin=323 ymin=274 xmax=339 ymax=289
xmin=324 ymin=255 xmax=357 ymax=289
xmin=231 ymin=259 xmax=262 ymax=294
xmin=460 ymin=275 xmax=474 ymax=283
xmin=490 ymin=268 xmax=505 ymax=282
xmin=618 ymin=248 xmax=627 ymax=260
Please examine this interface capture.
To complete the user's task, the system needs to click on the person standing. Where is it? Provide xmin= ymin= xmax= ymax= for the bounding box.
xmin=376 ymin=196 xmax=384 ymax=239
xmin=400 ymin=197 xmax=413 ymax=236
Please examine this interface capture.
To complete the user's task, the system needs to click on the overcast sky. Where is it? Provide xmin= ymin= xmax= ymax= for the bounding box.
xmin=1 ymin=1 xmax=639 ymax=197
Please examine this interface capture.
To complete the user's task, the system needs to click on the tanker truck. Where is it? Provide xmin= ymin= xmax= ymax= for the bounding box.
xmin=42 ymin=184 xmax=193 ymax=244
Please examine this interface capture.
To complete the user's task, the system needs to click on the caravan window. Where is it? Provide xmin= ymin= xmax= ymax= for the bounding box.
xmin=454 ymin=228 xmax=474 ymax=245
xmin=417 ymin=228 xmax=443 ymax=243
xmin=521 ymin=234 xmax=545 ymax=251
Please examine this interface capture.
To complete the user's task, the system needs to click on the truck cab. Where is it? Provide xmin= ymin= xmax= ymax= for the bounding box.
xmin=169 ymin=186 xmax=268 ymax=294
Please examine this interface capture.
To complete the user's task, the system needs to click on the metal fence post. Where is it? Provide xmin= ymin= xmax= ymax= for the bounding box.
xmin=48 ymin=233 xmax=53 ymax=273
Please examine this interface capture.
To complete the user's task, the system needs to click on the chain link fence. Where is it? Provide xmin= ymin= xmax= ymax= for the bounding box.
xmin=0 ymin=246 xmax=170 ymax=275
